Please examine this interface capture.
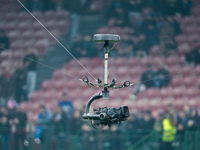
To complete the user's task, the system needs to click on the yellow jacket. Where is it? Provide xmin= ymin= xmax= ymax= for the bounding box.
xmin=162 ymin=118 xmax=177 ymax=142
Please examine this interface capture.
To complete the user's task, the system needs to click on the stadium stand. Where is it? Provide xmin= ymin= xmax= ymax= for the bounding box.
xmin=13 ymin=0 xmax=199 ymax=123
xmin=1 ymin=0 xmax=200 ymax=149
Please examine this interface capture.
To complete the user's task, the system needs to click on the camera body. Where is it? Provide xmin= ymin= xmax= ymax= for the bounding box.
xmin=82 ymin=105 xmax=130 ymax=128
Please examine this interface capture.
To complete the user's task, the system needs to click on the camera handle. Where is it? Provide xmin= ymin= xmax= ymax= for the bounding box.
xmin=82 ymin=93 xmax=103 ymax=119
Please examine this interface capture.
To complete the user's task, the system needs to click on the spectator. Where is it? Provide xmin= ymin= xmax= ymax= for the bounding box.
xmin=14 ymin=62 xmax=27 ymax=103
xmin=0 ymin=65 xmax=16 ymax=106
xmin=23 ymin=49 xmax=38 ymax=98
xmin=166 ymin=16 xmax=181 ymax=35
xmin=0 ymin=29 xmax=10 ymax=53
xmin=52 ymin=105 xmax=68 ymax=150
xmin=59 ymin=92 xmax=74 ymax=117
xmin=144 ymin=22 xmax=160 ymax=50
xmin=141 ymin=110 xmax=155 ymax=150
xmin=32 ymin=0 xmax=43 ymax=11
xmin=159 ymin=21 xmax=177 ymax=54
xmin=154 ymin=113 xmax=164 ymax=133
xmin=185 ymin=46 xmax=200 ymax=66
xmin=131 ymin=64 xmax=157 ymax=97
xmin=141 ymin=64 xmax=158 ymax=88
xmin=35 ymin=105 xmax=52 ymax=150
xmin=0 ymin=106 xmax=12 ymax=150
xmin=13 ymin=105 xmax=27 ymax=150
xmin=177 ymin=0 xmax=192 ymax=16
xmin=161 ymin=111 xmax=177 ymax=150
xmin=187 ymin=108 xmax=200 ymax=149
xmin=187 ymin=108 xmax=200 ymax=130
xmin=71 ymin=110 xmax=83 ymax=134
xmin=64 ymin=0 xmax=82 ymax=41
xmin=156 ymin=62 xmax=171 ymax=88
xmin=141 ymin=110 xmax=155 ymax=133
xmin=177 ymin=109 xmax=188 ymax=150
xmin=126 ymin=113 xmax=141 ymax=143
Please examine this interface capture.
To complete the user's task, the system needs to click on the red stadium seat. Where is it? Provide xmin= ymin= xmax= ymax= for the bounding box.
xmin=186 ymin=88 xmax=200 ymax=99
xmin=18 ymin=12 xmax=32 ymax=22
xmin=22 ymin=30 xmax=33 ymax=42
xmin=55 ymin=10 xmax=70 ymax=20
xmin=115 ymin=57 xmax=127 ymax=67
xmin=30 ymin=91 xmax=43 ymax=102
xmin=165 ymin=56 xmax=180 ymax=67
xmin=160 ymin=88 xmax=173 ymax=99
xmin=18 ymin=21 xmax=30 ymax=32
xmin=7 ymin=31 xmax=19 ymax=42
xmin=174 ymin=97 xmax=186 ymax=110
xmin=57 ymin=20 xmax=70 ymax=33
xmin=78 ymin=58 xmax=90 ymax=67
xmin=175 ymin=35 xmax=187 ymax=45
xmin=12 ymin=51 xmax=24 ymax=61
xmin=150 ymin=45 xmax=160 ymax=57
xmin=35 ymin=40 xmax=49 ymax=55
xmin=181 ymin=66 xmax=194 ymax=77
xmin=146 ymin=88 xmax=160 ymax=99
xmin=116 ymin=66 xmax=128 ymax=79
xmin=195 ymin=65 xmax=200 ymax=76
xmin=44 ymin=11 xmax=57 ymax=21
xmin=137 ymin=91 xmax=148 ymax=99
xmin=54 ymin=80 xmax=66 ymax=91
xmin=41 ymin=80 xmax=54 ymax=92
xmin=183 ymin=77 xmax=196 ymax=88
xmin=53 ymin=69 xmax=64 ymax=80
xmin=0 ymin=50 xmax=12 ymax=61
xmin=141 ymin=57 xmax=152 ymax=67
xmin=173 ymin=87 xmax=186 ymax=99
xmin=10 ymin=41 xmax=23 ymax=50
xmin=20 ymin=102 xmax=31 ymax=112
xmin=127 ymin=57 xmax=141 ymax=67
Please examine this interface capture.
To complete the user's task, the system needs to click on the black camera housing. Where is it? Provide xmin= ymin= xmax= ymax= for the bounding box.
xmin=82 ymin=93 xmax=130 ymax=128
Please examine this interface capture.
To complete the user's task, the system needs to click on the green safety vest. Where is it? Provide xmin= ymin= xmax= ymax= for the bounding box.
xmin=162 ymin=118 xmax=177 ymax=142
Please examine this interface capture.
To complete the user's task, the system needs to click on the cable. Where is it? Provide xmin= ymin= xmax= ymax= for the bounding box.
xmin=129 ymin=70 xmax=196 ymax=87
xmin=17 ymin=0 xmax=97 ymax=82
xmin=108 ymin=42 xmax=117 ymax=53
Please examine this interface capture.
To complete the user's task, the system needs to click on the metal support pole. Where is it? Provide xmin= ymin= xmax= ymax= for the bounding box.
xmin=104 ymin=40 xmax=109 ymax=85
xmin=103 ymin=40 xmax=109 ymax=99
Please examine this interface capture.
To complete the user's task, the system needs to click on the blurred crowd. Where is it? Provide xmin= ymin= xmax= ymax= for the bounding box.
xmin=0 ymin=30 xmax=38 ymax=106
xmin=1 ymin=93 xmax=200 ymax=150
xmin=1 ymin=1 xmax=200 ymax=149
xmin=22 ymin=0 xmax=192 ymax=58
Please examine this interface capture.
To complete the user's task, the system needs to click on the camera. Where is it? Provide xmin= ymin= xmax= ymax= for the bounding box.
xmin=82 ymin=93 xmax=130 ymax=128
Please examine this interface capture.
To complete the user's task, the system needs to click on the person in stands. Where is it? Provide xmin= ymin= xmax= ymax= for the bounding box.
xmin=14 ymin=62 xmax=27 ymax=103
xmin=59 ymin=92 xmax=74 ymax=118
xmin=23 ymin=49 xmax=38 ymax=98
xmin=52 ymin=105 xmax=67 ymax=150
xmin=0 ymin=106 xmax=12 ymax=150
xmin=0 ymin=29 xmax=10 ymax=53
xmin=161 ymin=110 xmax=177 ymax=150
xmin=13 ymin=105 xmax=27 ymax=150
xmin=0 ymin=65 xmax=16 ymax=106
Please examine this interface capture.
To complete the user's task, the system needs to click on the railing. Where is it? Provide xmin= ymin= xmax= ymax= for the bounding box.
xmin=131 ymin=129 xmax=200 ymax=150
xmin=0 ymin=128 xmax=199 ymax=150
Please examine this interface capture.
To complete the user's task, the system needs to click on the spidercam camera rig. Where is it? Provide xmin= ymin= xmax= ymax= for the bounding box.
xmin=82 ymin=34 xmax=131 ymax=128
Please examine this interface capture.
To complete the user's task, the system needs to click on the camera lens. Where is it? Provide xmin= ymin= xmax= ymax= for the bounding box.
xmin=99 ymin=113 xmax=106 ymax=120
